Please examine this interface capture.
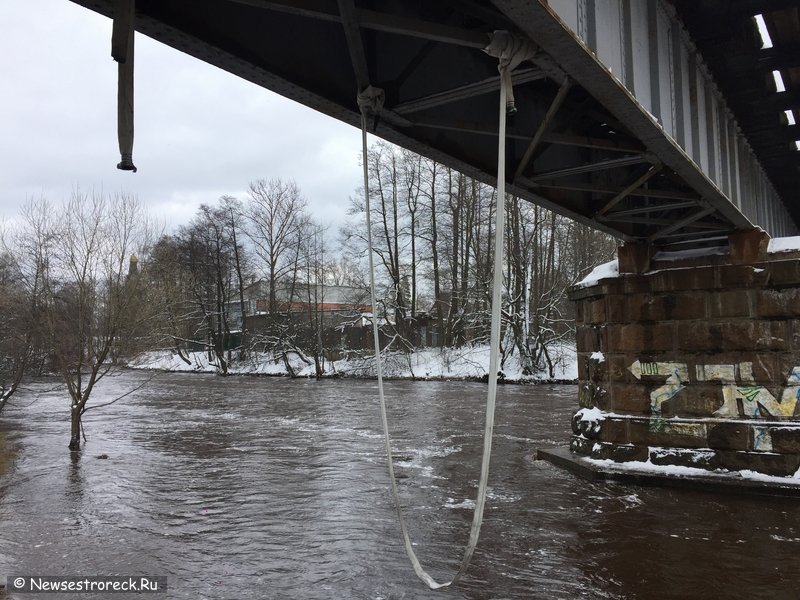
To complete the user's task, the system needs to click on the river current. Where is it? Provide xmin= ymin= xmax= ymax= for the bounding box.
xmin=0 ymin=372 xmax=797 ymax=599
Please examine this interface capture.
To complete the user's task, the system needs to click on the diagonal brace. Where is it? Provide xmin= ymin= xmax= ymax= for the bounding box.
xmin=337 ymin=0 xmax=370 ymax=92
xmin=648 ymin=207 xmax=716 ymax=242
xmin=513 ymin=77 xmax=571 ymax=180
xmin=528 ymin=154 xmax=653 ymax=182
xmin=595 ymin=163 xmax=662 ymax=217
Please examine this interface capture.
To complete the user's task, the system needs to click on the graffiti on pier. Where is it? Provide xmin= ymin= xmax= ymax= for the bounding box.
xmin=698 ymin=364 xmax=800 ymax=419
xmin=629 ymin=360 xmax=800 ymax=419
xmin=629 ymin=360 xmax=688 ymax=415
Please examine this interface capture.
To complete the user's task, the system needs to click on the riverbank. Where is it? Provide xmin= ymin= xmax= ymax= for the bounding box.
xmin=128 ymin=343 xmax=578 ymax=383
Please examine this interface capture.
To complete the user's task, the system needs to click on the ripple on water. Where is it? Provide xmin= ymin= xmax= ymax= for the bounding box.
xmin=0 ymin=376 xmax=798 ymax=599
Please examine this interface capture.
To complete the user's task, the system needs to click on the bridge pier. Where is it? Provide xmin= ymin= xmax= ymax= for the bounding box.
xmin=567 ymin=232 xmax=800 ymax=482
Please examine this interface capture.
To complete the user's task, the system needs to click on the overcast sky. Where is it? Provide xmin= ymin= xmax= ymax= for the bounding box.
xmin=0 ymin=0 xmax=364 ymax=231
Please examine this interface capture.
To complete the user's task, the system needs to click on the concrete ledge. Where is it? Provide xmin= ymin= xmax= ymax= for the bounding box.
xmin=537 ymin=446 xmax=800 ymax=497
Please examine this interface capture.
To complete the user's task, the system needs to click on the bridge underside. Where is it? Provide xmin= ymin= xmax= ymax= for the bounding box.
xmin=69 ymin=0 xmax=798 ymax=248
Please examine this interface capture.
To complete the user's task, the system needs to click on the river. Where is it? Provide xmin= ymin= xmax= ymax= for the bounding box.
xmin=0 ymin=372 xmax=797 ymax=599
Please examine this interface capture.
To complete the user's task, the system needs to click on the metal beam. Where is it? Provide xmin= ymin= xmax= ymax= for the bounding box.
xmin=361 ymin=9 xmax=489 ymax=48
xmin=743 ymin=0 xmax=800 ymax=17
xmin=411 ymin=120 xmax=538 ymax=141
xmin=655 ymin=231 xmax=729 ymax=243
xmin=225 ymin=0 xmax=339 ymax=22
xmin=755 ymin=47 xmax=800 ymax=72
xmin=748 ymin=124 xmax=800 ymax=141
xmin=524 ymin=180 xmax=701 ymax=201
xmin=601 ymin=215 xmax=726 ymax=230
xmin=411 ymin=119 xmax=645 ymax=152
xmin=605 ymin=200 xmax=702 ymax=218
xmin=780 ymin=123 xmax=799 ymax=139
xmin=648 ymin=207 xmax=718 ymax=242
xmin=337 ymin=0 xmax=370 ymax=92
xmin=393 ymin=40 xmax=437 ymax=92
xmin=225 ymin=0 xmax=490 ymax=48
xmin=759 ymin=90 xmax=800 ymax=112
xmin=513 ymin=77 xmax=571 ymax=180
xmin=490 ymin=0 xmax=753 ymax=230
xmin=527 ymin=154 xmax=652 ymax=182
xmin=540 ymin=131 xmax=644 ymax=153
xmin=393 ymin=68 xmax=545 ymax=115
xmin=438 ymin=0 xmax=512 ymax=30
xmin=595 ymin=164 xmax=662 ymax=217
xmin=66 ymin=0 xmax=631 ymax=242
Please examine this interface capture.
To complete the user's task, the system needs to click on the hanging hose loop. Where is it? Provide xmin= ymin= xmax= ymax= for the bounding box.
xmin=483 ymin=30 xmax=539 ymax=114
xmin=359 ymin=94 xmax=450 ymax=591
xmin=360 ymin=41 xmax=512 ymax=589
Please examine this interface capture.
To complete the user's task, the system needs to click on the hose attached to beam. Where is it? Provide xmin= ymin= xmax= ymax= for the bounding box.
xmin=112 ymin=0 xmax=137 ymax=172
xmin=359 ymin=35 xmax=516 ymax=587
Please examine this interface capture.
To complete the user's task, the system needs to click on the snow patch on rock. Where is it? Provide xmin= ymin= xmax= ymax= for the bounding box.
xmin=576 ymin=259 xmax=619 ymax=288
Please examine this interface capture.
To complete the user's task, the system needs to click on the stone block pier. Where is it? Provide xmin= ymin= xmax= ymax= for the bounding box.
xmin=558 ymin=232 xmax=800 ymax=489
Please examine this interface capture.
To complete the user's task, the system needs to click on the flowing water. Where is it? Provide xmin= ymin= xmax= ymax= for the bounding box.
xmin=0 ymin=372 xmax=798 ymax=599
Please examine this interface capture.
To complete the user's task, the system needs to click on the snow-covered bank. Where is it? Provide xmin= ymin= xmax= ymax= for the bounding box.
xmin=128 ymin=343 xmax=578 ymax=383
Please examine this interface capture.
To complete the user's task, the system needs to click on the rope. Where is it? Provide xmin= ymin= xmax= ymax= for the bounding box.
xmin=359 ymin=34 xmax=515 ymax=587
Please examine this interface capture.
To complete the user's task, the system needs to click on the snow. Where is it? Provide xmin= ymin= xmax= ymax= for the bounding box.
xmin=768 ymin=236 xmax=800 ymax=254
xmin=571 ymin=236 xmax=800 ymax=291
xmin=576 ymin=259 xmax=619 ymax=288
xmin=587 ymin=457 xmax=719 ymax=478
xmin=129 ymin=342 xmax=579 ymax=383
xmin=586 ymin=451 xmax=800 ymax=486
xmin=652 ymin=246 xmax=728 ymax=261
xmin=575 ymin=407 xmax=606 ymax=422
xmin=590 ymin=351 xmax=605 ymax=363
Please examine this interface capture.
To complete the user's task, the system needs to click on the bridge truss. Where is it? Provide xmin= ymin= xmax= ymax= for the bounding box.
xmin=70 ymin=0 xmax=800 ymax=246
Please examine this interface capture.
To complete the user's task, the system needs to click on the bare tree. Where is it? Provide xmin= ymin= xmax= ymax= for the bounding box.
xmin=245 ymin=178 xmax=309 ymax=318
xmin=300 ymin=222 xmax=327 ymax=379
xmin=0 ymin=250 xmax=34 ymax=412
xmin=220 ymin=195 xmax=249 ymax=358
xmin=339 ymin=141 xmax=615 ymax=375
xmin=323 ymin=254 xmax=366 ymax=288
xmin=172 ymin=204 xmax=241 ymax=374
xmin=419 ymin=157 xmax=445 ymax=346
xmin=0 ymin=199 xmax=57 ymax=411
xmin=401 ymin=149 xmax=422 ymax=317
xmin=145 ymin=234 xmax=196 ymax=364
xmin=26 ymin=192 xmax=153 ymax=450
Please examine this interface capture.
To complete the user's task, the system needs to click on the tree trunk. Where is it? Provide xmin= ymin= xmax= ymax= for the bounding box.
xmin=282 ymin=351 xmax=296 ymax=378
xmin=69 ymin=406 xmax=81 ymax=450
xmin=428 ymin=164 xmax=444 ymax=347
xmin=230 ymin=208 xmax=248 ymax=359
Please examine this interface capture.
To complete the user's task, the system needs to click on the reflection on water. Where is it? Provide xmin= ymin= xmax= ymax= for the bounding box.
xmin=0 ymin=430 xmax=13 ymax=479
xmin=0 ymin=373 xmax=798 ymax=599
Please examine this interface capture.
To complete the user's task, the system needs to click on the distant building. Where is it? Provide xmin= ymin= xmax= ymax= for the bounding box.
xmin=241 ymin=280 xmax=372 ymax=331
